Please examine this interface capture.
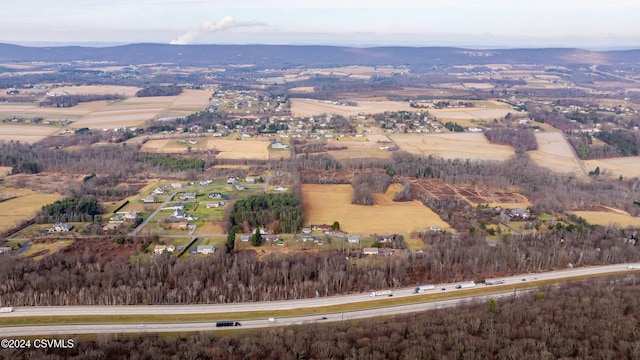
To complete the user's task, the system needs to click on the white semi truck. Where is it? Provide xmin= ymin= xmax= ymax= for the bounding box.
xmin=455 ymin=281 xmax=476 ymax=289
xmin=0 ymin=307 xmax=14 ymax=313
xmin=370 ymin=290 xmax=393 ymax=297
xmin=414 ymin=285 xmax=436 ymax=293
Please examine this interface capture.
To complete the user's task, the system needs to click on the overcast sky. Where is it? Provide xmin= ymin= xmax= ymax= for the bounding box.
xmin=3 ymin=0 xmax=639 ymax=48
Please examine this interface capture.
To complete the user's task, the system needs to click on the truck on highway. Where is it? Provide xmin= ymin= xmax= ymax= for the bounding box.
xmin=0 ymin=307 xmax=14 ymax=313
xmin=627 ymin=265 xmax=640 ymax=270
xmin=455 ymin=281 xmax=476 ymax=289
xmin=485 ymin=279 xmax=506 ymax=286
xmin=215 ymin=321 xmax=241 ymax=327
xmin=414 ymin=285 xmax=436 ymax=293
xmin=370 ymin=290 xmax=393 ymax=297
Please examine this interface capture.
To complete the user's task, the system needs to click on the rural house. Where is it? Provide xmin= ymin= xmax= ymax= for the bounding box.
xmin=0 ymin=247 xmax=12 ymax=254
xmin=347 ymin=235 xmax=360 ymax=244
xmin=170 ymin=222 xmax=189 ymax=230
xmin=142 ymin=195 xmax=156 ymax=204
xmin=206 ymin=201 xmax=225 ymax=208
xmin=49 ymin=223 xmax=73 ymax=232
xmin=196 ymin=245 xmax=215 ymax=254
xmin=363 ymin=248 xmax=380 ymax=255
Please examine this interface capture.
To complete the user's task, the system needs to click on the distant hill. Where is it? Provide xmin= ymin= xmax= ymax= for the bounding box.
xmin=0 ymin=43 xmax=639 ymax=67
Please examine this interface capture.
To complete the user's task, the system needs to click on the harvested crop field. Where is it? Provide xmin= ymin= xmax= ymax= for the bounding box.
xmin=584 ymin=157 xmax=640 ymax=178
xmin=53 ymin=85 xmax=140 ymax=97
xmin=302 ymin=184 xmax=451 ymax=234
xmin=529 ymin=132 xmax=586 ymax=176
xmin=391 ymin=133 xmax=514 ymax=161
xmin=326 ymin=140 xmax=393 ymax=159
xmin=0 ymin=189 xmax=62 ymax=231
xmin=291 ymin=99 xmax=415 ymax=117
xmin=572 ymin=211 xmax=640 ymax=228
xmin=410 ymin=178 xmax=530 ymax=208
xmin=0 ymin=125 xmax=59 ymax=143
xmin=140 ymin=138 xmax=271 ymax=160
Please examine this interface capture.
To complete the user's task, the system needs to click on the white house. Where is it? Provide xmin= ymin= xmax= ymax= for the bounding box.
xmin=49 ymin=223 xmax=73 ymax=232
xmin=196 ymin=245 xmax=215 ymax=254
xmin=347 ymin=235 xmax=360 ymax=244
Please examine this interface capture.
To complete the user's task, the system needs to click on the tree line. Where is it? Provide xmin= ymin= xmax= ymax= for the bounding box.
xmin=0 ymin=224 xmax=637 ymax=306
xmin=135 ymin=85 xmax=183 ymax=97
xmin=39 ymin=93 xmax=124 ymax=108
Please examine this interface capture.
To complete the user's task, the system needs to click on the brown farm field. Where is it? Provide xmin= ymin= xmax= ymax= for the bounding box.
xmin=140 ymin=137 xmax=271 ymax=160
xmin=325 ymin=140 xmax=393 ymax=160
xmin=302 ymin=184 xmax=452 ymax=234
xmin=572 ymin=211 xmax=640 ymax=228
xmin=0 ymin=167 xmax=13 ymax=176
xmin=0 ymin=87 xmax=212 ymax=132
xmin=391 ymin=133 xmax=514 ymax=161
xmin=290 ymin=99 xmax=415 ymax=117
xmin=0 ymin=125 xmax=59 ymax=143
xmin=529 ymin=132 xmax=586 ymax=177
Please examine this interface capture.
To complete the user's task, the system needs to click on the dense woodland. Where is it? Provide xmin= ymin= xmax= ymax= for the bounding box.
xmin=225 ymin=193 xmax=303 ymax=234
xmin=135 ymin=85 xmax=183 ymax=97
xmin=7 ymin=277 xmax=640 ymax=359
xmin=0 ymin=225 xmax=636 ymax=306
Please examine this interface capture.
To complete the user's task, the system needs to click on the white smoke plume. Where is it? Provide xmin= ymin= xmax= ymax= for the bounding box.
xmin=171 ymin=16 xmax=266 ymax=45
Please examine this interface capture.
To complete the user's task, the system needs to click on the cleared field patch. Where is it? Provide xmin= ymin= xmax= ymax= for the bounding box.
xmin=289 ymin=87 xmax=315 ymax=93
xmin=302 ymin=184 xmax=452 ymax=234
xmin=21 ymin=240 xmax=74 ymax=261
xmin=410 ymin=178 xmax=530 ymax=208
xmin=529 ymin=132 xmax=586 ymax=176
xmin=0 ymin=125 xmax=59 ymax=143
xmin=391 ymin=133 xmax=514 ymax=161
xmin=584 ymin=157 xmax=640 ymax=178
xmin=0 ymin=190 xmax=62 ymax=231
xmin=0 ymin=167 xmax=12 ymax=176
xmin=572 ymin=211 xmax=640 ymax=228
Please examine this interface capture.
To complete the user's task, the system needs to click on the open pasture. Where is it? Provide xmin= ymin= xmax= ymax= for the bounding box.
xmin=584 ymin=157 xmax=640 ymax=178
xmin=572 ymin=211 xmax=640 ymax=228
xmin=0 ymin=189 xmax=62 ymax=231
xmin=529 ymin=132 xmax=586 ymax=176
xmin=302 ymin=184 xmax=452 ymax=234
xmin=391 ymin=133 xmax=514 ymax=161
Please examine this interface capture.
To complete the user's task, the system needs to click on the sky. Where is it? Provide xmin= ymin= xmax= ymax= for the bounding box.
xmin=2 ymin=0 xmax=640 ymax=49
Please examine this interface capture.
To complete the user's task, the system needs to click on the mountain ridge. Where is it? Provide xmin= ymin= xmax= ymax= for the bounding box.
xmin=1 ymin=43 xmax=639 ymax=67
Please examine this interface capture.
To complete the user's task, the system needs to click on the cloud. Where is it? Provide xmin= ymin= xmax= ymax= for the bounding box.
xmin=170 ymin=16 xmax=266 ymax=44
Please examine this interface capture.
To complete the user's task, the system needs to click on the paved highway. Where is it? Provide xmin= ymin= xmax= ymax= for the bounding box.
xmin=1 ymin=290 xmax=522 ymax=337
xmin=0 ymin=263 xmax=637 ymax=336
